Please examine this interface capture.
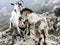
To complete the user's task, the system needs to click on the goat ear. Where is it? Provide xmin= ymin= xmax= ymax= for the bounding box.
xmin=11 ymin=3 xmax=14 ymax=5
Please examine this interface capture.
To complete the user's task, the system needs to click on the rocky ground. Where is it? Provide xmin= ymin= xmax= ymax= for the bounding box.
xmin=0 ymin=29 xmax=60 ymax=45
xmin=47 ymin=35 xmax=60 ymax=45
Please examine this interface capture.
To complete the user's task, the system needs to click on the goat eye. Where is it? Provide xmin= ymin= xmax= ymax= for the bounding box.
xmin=19 ymin=3 xmax=22 ymax=5
xmin=25 ymin=19 xmax=28 ymax=22
xmin=19 ymin=17 xmax=22 ymax=21
xmin=18 ymin=2 xmax=22 ymax=5
xmin=24 ymin=22 xmax=25 ymax=24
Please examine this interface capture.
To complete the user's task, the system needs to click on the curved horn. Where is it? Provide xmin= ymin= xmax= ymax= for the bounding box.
xmin=16 ymin=0 xmax=24 ymax=3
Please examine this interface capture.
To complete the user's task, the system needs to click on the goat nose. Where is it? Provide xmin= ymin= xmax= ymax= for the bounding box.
xmin=22 ymin=25 xmax=23 ymax=26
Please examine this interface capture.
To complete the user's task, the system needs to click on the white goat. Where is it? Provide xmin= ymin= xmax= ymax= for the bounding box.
xmin=27 ymin=13 xmax=48 ymax=45
xmin=21 ymin=8 xmax=48 ymax=45
xmin=10 ymin=2 xmax=24 ymax=34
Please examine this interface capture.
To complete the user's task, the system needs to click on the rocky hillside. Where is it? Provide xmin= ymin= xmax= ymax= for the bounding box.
xmin=0 ymin=7 xmax=10 ymax=30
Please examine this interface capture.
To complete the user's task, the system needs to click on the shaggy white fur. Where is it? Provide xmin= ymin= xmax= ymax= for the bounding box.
xmin=10 ymin=2 xmax=24 ymax=34
xmin=27 ymin=13 xmax=48 ymax=45
xmin=27 ymin=13 xmax=48 ymax=30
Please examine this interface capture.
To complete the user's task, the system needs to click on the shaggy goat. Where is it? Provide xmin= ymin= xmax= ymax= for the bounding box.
xmin=10 ymin=1 xmax=24 ymax=34
xmin=21 ymin=8 xmax=48 ymax=45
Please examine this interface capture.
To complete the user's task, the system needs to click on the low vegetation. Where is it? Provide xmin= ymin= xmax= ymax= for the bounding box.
xmin=0 ymin=26 xmax=9 ymax=31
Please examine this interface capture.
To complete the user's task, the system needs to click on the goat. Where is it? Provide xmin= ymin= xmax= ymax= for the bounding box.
xmin=10 ymin=1 xmax=24 ymax=34
xmin=11 ymin=17 xmax=30 ymax=45
xmin=18 ymin=8 xmax=48 ymax=45
xmin=18 ymin=17 xmax=30 ymax=38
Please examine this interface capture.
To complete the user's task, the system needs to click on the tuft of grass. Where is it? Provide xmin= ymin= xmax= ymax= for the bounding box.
xmin=2 ymin=26 xmax=9 ymax=31
xmin=48 ymin=29 xmax=54 ymax=34
xmin=53 ymin=32 xmax=60 ymax=36
xmin=48 ymin=29 xmax=60 ymax=36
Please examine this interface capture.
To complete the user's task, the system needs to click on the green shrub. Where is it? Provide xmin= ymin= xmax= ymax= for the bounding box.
xmin=2 ymin=26 xmax=9 ymax=31
xmin=48 ymin=29 xmax=54 ymax=34
xmin=53 ymin=32 xmax=60 ymax=36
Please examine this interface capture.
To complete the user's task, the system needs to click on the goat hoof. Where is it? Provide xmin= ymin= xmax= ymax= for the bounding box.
xmin=43 ymin=42 xmax=47 ymax=45
xmin=38 ymin=42 xmax=40 ymax=45
xmin=23 ymin=39 xmax=25 ymax=42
